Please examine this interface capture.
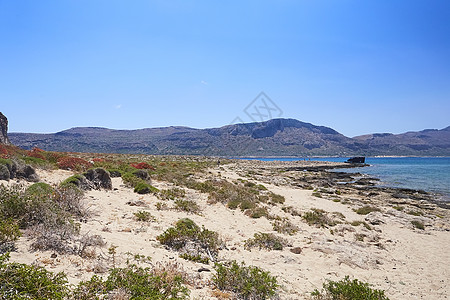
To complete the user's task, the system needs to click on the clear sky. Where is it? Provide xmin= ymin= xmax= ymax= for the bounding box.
xmin=1 ymin=0 xmax=449 ymax=137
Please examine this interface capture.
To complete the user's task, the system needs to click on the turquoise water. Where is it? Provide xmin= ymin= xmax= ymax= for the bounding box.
xmin=239 ymin=157 xmax=450 ymax=201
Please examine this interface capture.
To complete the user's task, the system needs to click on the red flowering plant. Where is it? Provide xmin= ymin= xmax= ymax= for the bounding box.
xmin=27 ymin=147 xmax=46 ymax=160
xmin=57 ymin=156 xmax=92 ymax=171
xmin=130 ymin=162 xmax=155 ymax=170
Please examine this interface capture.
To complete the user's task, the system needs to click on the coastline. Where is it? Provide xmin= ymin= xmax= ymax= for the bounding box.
xmin=3 ymin=157 xmax=450 ymax=299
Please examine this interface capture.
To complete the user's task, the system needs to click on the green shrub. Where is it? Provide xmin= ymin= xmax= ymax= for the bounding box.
xmin=269 ymin=192 xmax=285 ymax=205
xmin=213 ymin=260 xmax=278 ymax=299
xmin=303 ymin=209 xmax=338 ymax=228
xmin=134 ymin=210 xmax=155 ymax=222
xmin=355 ymin=206 xmax=381 ymax=215
xmin=134 ymin=182 xmax=159 ymax=194
xmin=157 ymin=218 xmax=221 ymax=263
xmin=411 ymin=220 xmax=425 ymax=230
xmin=60 ymin=174 xmax=85 ymax=189
xmin=73 ymin=263 xmax=189 ymax=299
xmin=26 ymin=182 xmax=55 ymax=198
xmin=272 ymin=218 xmax=299 ymax=235
xmin=0 ymin=218 xmax=21 ymax=253
xmin=244 ymin=232 xmax=287 ymax=251
xmin=0 ymin=253 xmax=69 ymax=299
xmin=311 ymin=276 xmax=389 ymax=300
xmin=350 ymin=221 xmax=372 ymax=230
xmin=245 ymin=207 xmax=268 ymax=219
xmin=174 ymin=199 xmax=200 ymax=214
xmin=158 ymin=188 xmax=186 ymax=200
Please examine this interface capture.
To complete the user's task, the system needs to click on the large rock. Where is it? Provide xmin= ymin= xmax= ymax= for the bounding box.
xmin=0 ymin=112 xmax=11 ymax=145
xmin=84 ymin=168 xmax=112 ymax=190
xmin=0 ymin=159 xmax=39 ymax=182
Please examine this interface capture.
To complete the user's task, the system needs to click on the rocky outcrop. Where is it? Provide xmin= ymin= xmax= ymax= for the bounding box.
xmin=0 ymin=112 xmax=11 ymax=145
xmin=0 ymin=159 xmax=39 ymax=182
xmin=84 ymin=168 xmax=112 ymax=190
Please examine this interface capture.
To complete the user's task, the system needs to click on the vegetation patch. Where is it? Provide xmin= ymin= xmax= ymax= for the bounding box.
xmin=133 ymin=210 xmax=155 ymax=222
xmin=157 ymin=218 xmax=222 ymax=264
xmin=303 ymin=209 xmax=339 ymax=228
xmin=354 ymin=206 xmax=381 ymax=215
xmin=0 ymin=253 xmax=69 ymax=299
xmin=411 ymin=220 xmax=425 ymax=230
xmin=213 ymin=260 xmax=278 ymax=300
xmin=272 ymin=217 xmax=299 ymax=235
xmin=311 ymin=276 xmax=389 ymax=300
xmin=174 ymin=199 xmax=201 ymax=214
xmin=244 ymin=232 xmax=288 ymax=251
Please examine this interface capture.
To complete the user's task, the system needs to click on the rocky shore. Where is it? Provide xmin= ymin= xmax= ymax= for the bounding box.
xmin=3 ymin=157 xmax=450 ymax=299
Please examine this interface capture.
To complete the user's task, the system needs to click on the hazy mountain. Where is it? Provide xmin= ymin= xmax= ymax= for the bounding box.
xmin=9 ymin=119 xmax=450 ymax=156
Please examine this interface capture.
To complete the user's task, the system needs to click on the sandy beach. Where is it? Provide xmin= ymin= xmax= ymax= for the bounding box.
xmin=3 ymin=159 xmax=450 ymax=299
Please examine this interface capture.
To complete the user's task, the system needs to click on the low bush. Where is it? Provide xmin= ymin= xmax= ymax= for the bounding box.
xmin=311 ymin=276 xmax=389 ymax=300
xmin=130 ymin=162 xmax=155 ymax=170
xmin=158 ymin=188 xmax=186 ymax=200
xmin=213 ymin=260 xmax=278 ymax=299
xmin=134 ymin=210 xmax=155 ymax=222
xmin=0 ymin=253 xmax=69 ymax=299
xmin=411 ymin=220 xmax=425 ymax=230
xmin=57 ymin=156 xmax=92 ymax=171
xmin=244 ymin=232 xmax=288 ymax=251
xmin=272 ymin=218 xmax=299 ymax=235
xmin=303 ymin=209 xmax=338 ymax=228
xmin=0 ymin=218 xmax=21 ymax=253
xmin=355 ymin=206 xmax=381 ymax=215
xmin=73 ymin=262 xmax=190 ymax=299
xmin=174 ymin=199 xmax=200 ymax=214
xmin=134 ymin=182 xmax=159 ymax=194
xmin=157 ymin=218 xmax=221 ymax=263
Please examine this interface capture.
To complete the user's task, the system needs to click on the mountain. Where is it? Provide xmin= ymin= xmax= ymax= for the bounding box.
xmin=9 ymin=118 xmax=450 ymax=156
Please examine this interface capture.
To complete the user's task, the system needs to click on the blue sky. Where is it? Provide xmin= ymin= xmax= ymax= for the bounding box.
xmin=1 ymin=0 xmax=449 ymax=137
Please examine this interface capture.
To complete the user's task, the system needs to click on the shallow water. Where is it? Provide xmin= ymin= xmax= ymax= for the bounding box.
xmin=238 ymin=157 xmax=450 ymax=201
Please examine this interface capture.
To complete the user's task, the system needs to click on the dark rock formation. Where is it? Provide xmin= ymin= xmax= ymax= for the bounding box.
xmin=133 ymin=170 xmax=150 ymax=181
xmin=0 ymin=159 xmax=39 ymax=182
xmin=0 ymin=112 xmax=11 ymax=145
xmin=346 ymin=157 xmax=365 ymax=163
xmin=84 ymin=168 xmax=112 ymax=190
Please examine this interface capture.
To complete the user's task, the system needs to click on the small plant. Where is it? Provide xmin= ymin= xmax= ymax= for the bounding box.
xmin=407 ymin=210 xmax=423 ymax=216
xmin=311 ymin=276 xmax=389 ymax=300
xmin=354 ymin=206 xmax=381 ymax=215
xmin=244 ymin=232 xmax=288 ymax=251
xmin=272 ymin=218 xmax=299 ymax=235
xmin=174 ymin=199 xmax=201 ymax=214
xmin=73 ymin=262 xmax=190 ymax=299
xmin=213 ymin=260 xmax=278 ymax=299
xmin=269 ymin=192 xmax=285 ymax=205
xmin=0 ymin=218 xmax=21 ymax=253
xmin=0 ymin=253 xmax=69 ymax=299
xmin=350 ymin=220 xmax=372 ymax=230
xmin=393 ymin=206 xmax=404 ymax=211
xmin=245 ymin=207 xmax=269 ymax=219
xmin=156 ymin=201 xmax=169 ymax=211
xmin=133 ymin=210 xmax=154 ymax=222
xmin=303 ymin=209 xmax=338 ymax=228
xmin=157 ymin=218 xmax=221 ymax=263
xmin=134 ymin=182 xmax=159 ymax=194
xmin=158 ymin=187 xmax=186 ymax=200
xmin=411 ymin=220 xmax=425 ymax=230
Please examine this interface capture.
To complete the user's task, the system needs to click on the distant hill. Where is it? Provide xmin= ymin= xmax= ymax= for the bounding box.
xmin=9 ymin=119 xmax=450 ymax=156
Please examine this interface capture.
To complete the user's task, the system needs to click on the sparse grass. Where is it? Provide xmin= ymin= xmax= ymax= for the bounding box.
xmin=272 ymin=217 xmax=299 ymax=235
xmin=411 ymin=220 xmax=425 ymax=230
xmin=393 ymin=206 xmax=404 ymax=211
xmin=311 ymin=276 xmax=389 ymax=300
xmin=213 ymin=260 xmax=278 ymax=300
xmin=354 ymin=206 xmax=381 ymax=215
xmin=281 ymin=206 xmax=301 ymax=216
xmin=244 ymin=232 xmax=288 ymax=251
xmin=245 ymin=207 xmax=269 ymax=219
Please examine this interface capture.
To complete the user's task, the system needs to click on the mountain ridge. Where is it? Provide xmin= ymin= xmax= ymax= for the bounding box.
xmin=9 ymin=118 xmax=450 ymax=156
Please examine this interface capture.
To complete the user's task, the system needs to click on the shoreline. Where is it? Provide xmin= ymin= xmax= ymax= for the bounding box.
xmin=2 ymin=156 xmax=450 ymax=299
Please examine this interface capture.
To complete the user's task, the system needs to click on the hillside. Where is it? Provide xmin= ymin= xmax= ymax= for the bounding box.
xmin=9 ymin=118 xmax=450 ymax=156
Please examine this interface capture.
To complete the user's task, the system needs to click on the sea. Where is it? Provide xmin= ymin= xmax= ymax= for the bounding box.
xmin=238 ymin=157 xmax=450 ymax=202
